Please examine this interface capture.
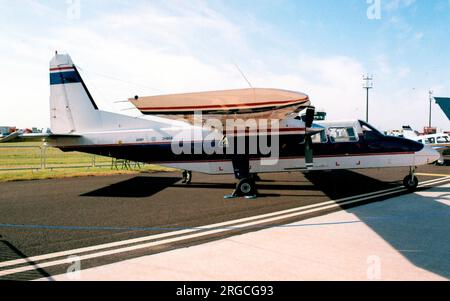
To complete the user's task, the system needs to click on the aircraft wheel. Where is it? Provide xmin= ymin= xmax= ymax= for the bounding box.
xmin=403 ymin=175 xmax=418 ymax=191
xmin=181 ymin=170 xmax=192 ymax=184
xmin=435 ymin=160 xmax=445 ymax=166
xmin=185 ymin=171 xmax=192 ymax=184
xmin=236 ymin=178 xmax=257 ymax=198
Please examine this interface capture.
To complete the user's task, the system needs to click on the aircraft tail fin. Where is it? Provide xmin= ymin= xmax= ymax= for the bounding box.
xmin=50 ymin=53 xmax=101 ymax=134
xmin=49 ymin=53 xmax=164 ymax=134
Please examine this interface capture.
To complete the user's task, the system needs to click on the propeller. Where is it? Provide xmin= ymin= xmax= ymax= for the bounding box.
xmin=304 ymin=106 xmax=315 ymax=128
xmin=303 ymin=106 xmax=315 ymax=169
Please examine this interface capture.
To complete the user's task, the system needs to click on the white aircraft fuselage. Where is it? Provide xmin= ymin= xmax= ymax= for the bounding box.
xmin=44 ymin=53 xmax=439 ymax=198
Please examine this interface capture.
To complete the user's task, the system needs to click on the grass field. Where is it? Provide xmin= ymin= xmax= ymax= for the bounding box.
xmin=0 ymin=141 xmax=174 ymax=182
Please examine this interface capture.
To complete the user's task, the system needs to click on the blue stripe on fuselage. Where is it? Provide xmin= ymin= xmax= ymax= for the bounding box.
xmin=50 ymin=71 xmax=81 ymax=85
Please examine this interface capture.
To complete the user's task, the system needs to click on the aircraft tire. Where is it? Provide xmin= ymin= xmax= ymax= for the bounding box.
xmin=236 ymin=178 xmax=257 ymax=197
xmin=181 ymin=170 xmax=192 ymax=184
xmin=185 ymin=171 xmax=192 ymax=184
xmin=403 ymin=175 xmax=418 ymax=191
xmin=435 ymin=160 xmax=445 ymax=166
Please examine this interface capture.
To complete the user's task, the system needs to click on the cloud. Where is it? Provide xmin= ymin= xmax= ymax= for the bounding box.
xmin=384 ymin=0 xmax=416 ymax=12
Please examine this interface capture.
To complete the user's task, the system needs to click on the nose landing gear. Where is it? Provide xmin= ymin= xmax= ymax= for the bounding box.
xmin=403 ymin=167 xmax=418 ymax=191
xmin=181 ymin=170 xmax=192 ymax=184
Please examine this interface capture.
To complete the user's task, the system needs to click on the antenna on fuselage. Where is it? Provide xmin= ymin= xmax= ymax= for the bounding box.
xmin=233 ymin=63 xmax=256 ymax=103
xmin=234 ymin=63 xmax=253 ymax=89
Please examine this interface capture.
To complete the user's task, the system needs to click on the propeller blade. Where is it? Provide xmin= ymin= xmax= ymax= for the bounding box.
xmin=301 ymin=106 xmax=315 ymax=169
xmin=304 ymin=106 xmax=315 ymax=129
xmin=305 ymin=134 xmax=313 ymax=169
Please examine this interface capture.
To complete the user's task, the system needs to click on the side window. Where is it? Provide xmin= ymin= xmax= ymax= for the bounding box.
xmin=328 ymin=127 xmax=358 ymax=143
xmin=427 ymin=137 xmax=436 ymax=144
xmin=347 ymin=127 xmax=358 ymax=141
xmin=437 ymin=136 xmax=449 ymax=143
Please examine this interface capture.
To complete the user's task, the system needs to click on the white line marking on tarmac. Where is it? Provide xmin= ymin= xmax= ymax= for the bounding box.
xmin=0 ymin=177 xmax=448 ymax=277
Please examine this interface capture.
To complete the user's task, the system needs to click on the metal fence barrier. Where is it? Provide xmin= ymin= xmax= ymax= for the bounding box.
xmin=0 ymin=145 xmax=140 ymax=172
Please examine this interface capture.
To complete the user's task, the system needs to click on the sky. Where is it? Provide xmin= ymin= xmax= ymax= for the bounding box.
xmin=0 ymin=0 xmax=449 ymax=131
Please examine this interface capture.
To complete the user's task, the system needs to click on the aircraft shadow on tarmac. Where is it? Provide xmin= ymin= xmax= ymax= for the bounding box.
xmin=303 ymin=170 xmax=401 ymax=199
xmin=346 ymin=190 xmax=450 ymax=279
xmin=173 ymin=182 xmax=330 ymax=198
xmin=305 ymin=171 xmax=450 ymax=279
xmin=79 ymin=170 xmax=401 ymax=199
xmin=0 ymin=235 xmax=55 ymax=280
xmin=80 ymin=176 xmax=319 ymax=198
xmin=81 ymin=176 xmax=181 ymax=198
xmin=171 ymin=170 xmax=402 ymax=199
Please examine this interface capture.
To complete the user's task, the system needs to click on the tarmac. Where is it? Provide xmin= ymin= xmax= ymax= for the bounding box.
xmin=45 ymin=182 xmax=450 ymax=281
xmin=0 ymin=165 xmax=448 ymax=280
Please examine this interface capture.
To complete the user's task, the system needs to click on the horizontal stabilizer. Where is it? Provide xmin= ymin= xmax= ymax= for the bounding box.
xmin=0 ymin=132 xmax=82 ymax=143
xmin=0 ymin=132 xmax=20 ymax=143
xmin=47 ymin=134 xmax=82 ymax=138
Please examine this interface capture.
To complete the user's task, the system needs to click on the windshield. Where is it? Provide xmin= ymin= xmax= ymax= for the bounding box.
xmin=359 ymin=120 xmax=384 ymax=136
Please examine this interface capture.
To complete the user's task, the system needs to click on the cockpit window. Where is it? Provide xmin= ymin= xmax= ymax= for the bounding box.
xmin=359 ymin=121 xmax=384 ymax=136
xmin=328 ymin=127 xmax=358 ymax=143
xmin=359 ymin=120 xmax=383 ymax=141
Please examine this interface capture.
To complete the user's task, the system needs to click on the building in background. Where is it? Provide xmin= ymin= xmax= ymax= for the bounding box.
xmin=0 ymin=126 xmax=16 ymax=136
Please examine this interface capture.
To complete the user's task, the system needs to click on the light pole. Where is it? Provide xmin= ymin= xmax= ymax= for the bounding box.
xmin=428 ymin=90 xmax=433 ymax=128
xmin=363 ymin=75 xmax=373 ymax=123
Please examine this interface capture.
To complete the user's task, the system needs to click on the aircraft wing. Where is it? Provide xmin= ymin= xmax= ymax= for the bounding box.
xmin=130 ymin=88 xmax=311 ymax=124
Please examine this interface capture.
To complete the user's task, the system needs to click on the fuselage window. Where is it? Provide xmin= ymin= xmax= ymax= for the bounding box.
xmin=427 ymin=137 xmax=436 ymax=144
xmin=437 ymin=136 xmax=449 ymax=143
xmin=347 ymin=127 xmax=358 ymax=141
xmin=328 ymin=127 xmax=358 ymax=143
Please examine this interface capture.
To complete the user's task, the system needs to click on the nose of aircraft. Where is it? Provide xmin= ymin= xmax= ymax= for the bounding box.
xmin=415 ymin=145 xmax=441 ymax=165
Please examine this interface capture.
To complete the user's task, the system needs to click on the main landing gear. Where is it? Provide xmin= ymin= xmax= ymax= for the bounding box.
xmin=224 ymin=157 xmax=258 ymax=199
xmin=181 ymin=170 xmax=192 ymax=184
xmin=251 ymin=173 xmax=262 ymax=182
xmin=403 ymin=167 xmax=419 ymax=191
